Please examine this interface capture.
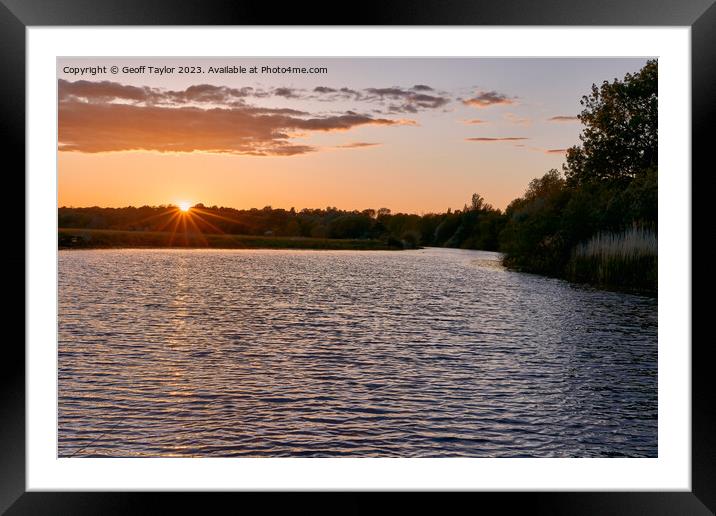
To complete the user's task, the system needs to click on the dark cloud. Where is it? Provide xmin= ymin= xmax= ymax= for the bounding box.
xmin=239 ymin=105 xmax=309 ymax=116
xmin=335 ymin=142 xmax=382 ymax=149
xmin=547 ymin=115 xmax=579 ymax=122
xmin=411 ymin=93 xmax=449 ymax=109
xmin=465 ymin=137 xmax=528 ymax=142
xmin=167 ymin=84 xmax=257 ymax=103
xmin=519 ymin=146 xmax=569 ymax=154
xmin=60 ymin=80 xmax=313 ymax=105
xmin=295 ymin=114 xmax=411 ymax=132
xmin=340 ymin=87 xmax=361 ymax=96
xmin=58 ymin=79 xmax=156 ymax=103
xmin=388 ymin=104 xmax=418 ymax=114
xmin=310 ymin=86 xmax=362 ymax=101
xmin=363 ymin=86 xmax=449 ymax=112
xmin=61 ymin=80 xmax=452 ymax=114
xmin=463 ymin=90 xmax=516 ymax=108
xmin=59 ymin=79 xmax=267 ymax=106
xmin=283 ymin=83 xmax=450 ymax=111
xmin=58 ymin=80 xmax=414 ymax=156
xmin=364 ymin=87 xmax=407 ymax=97
xmin=272 ymin=87 xmax=301 ymax=99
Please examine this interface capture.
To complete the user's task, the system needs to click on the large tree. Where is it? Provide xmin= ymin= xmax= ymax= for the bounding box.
xmin=564 ymin=59 xmax=657 ymax=186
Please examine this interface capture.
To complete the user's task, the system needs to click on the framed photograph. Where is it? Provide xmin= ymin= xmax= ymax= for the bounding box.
xmin=5 ymin=0 xmax=713 ymax=512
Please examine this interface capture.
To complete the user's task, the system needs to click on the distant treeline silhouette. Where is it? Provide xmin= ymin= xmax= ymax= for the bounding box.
xmin=59 ymin=60 xmax=657 ymax=293
xmin=59 ymin=199 xmax=505 ymax=251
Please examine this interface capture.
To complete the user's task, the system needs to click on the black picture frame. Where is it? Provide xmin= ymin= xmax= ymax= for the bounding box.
xmin=3 ymin=1 xmax=713 ymax=513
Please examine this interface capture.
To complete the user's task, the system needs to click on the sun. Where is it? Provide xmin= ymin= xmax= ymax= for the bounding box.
xmin=177 ymin=201 xmax=192 ymax=212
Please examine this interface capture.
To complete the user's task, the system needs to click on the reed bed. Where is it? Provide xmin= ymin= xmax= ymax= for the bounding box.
xmin=58 ymin=228 xmax=403 ymax=251
xmin=567 ymin=226 xmax=657 ymax=294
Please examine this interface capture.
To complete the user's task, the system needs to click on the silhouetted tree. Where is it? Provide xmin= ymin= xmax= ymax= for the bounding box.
xmin=564 ymin=59 xmax=657 ymax=186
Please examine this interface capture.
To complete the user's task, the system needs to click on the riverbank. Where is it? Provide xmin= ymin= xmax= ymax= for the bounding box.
xmin=58 ymin=228 xmax=404 ymax=251
xmin=500 ymin=225 xmax=657 ymax=297
xmin=501 ymin=259 xmax=657 ymax=297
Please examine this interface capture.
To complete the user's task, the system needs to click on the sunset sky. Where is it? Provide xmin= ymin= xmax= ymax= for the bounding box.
xmin=57 ymin=57 xmax=649 ymax=213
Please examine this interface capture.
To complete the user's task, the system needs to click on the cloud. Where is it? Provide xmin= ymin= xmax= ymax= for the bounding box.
xmin=335 ymin=142 xmax=382 ymax=149
xmin=272 ymin=87 xmax=301 ymax=99
xmin=167 ymin=84 xmax=258 ymax=103
xmin=463 ymin=90 xmax=516 ymax=108
xmin=57 ymin=79 xmax=125 ymax=102
xmin=59 ymin=79 xmax=156 ymax=103
xmin=465 ymin=137 xmax=528 ymax=142
xmin=547 ymin=115 xmax=578 ymax=122
xmin=388 ymin=103 xmax=417 ymax=114
xmin=364 ymin=87 xmax=405 ymax=97
xmin=59 ymin=79 xmax=270 ymax=106
xmin=338 ymin=87 xmax=362 ymax=98
xmin=411 ymin=93 xmax=449 ymax=109
xmin=239 ymin=106 xmax=310 ymax=116
xmin=62 ymin=80 xmax=452 ymax=114
xmin=311 ymin=86 xmax=362 ymax=100
xmin=461 ymin=118 xmax=488 ymax=125
xmin=364 ymin=87 xmax=448 ymax=107
xmin=275 ymin=83 xmax=452 ymax=112
xmin=361 ymin=86 xmax=450 ymax=112
xmin=296 ymin=114 xmax=413 ymax=131
xmin=60 ymin=80 xmax=321 ymax=105
xmin=284 ymin=85 xmax=451 ymax=111
xmin=516 ymin=146 xmax=570 ymax=154
xmin=58 ymin=80 xmax=415 ymax=156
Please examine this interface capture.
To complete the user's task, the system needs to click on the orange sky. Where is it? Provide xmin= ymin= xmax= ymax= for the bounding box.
xmin=57 ymin=57 xmax=649 ymax=213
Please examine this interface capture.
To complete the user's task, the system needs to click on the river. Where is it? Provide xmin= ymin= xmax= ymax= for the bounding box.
xmin=58 ymin=247 xmax=657 ymax=457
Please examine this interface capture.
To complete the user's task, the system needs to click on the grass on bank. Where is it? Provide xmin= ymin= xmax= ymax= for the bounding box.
xmin=566 ymin=225 xmax=657 ymax=294
xmin=58 ymin=228 xmax=404 ymax=251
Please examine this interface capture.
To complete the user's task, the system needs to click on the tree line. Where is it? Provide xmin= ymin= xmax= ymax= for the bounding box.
xmin=499 ymin=59 xmax=657 ymax=292
xmin=58 ymin=197 xmax=505 ymax=251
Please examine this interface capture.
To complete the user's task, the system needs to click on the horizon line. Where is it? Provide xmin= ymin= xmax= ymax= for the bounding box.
xmin=58 ymin=202 xmax=501 ymax=216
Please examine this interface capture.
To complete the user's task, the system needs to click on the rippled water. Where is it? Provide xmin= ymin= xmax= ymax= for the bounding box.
xmin=58 ymin=248 xmax=657 ymax=457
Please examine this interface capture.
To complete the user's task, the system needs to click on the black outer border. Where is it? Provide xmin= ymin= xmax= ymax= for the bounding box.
xmin=2 ymin=1 xmax=713 ymax=513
